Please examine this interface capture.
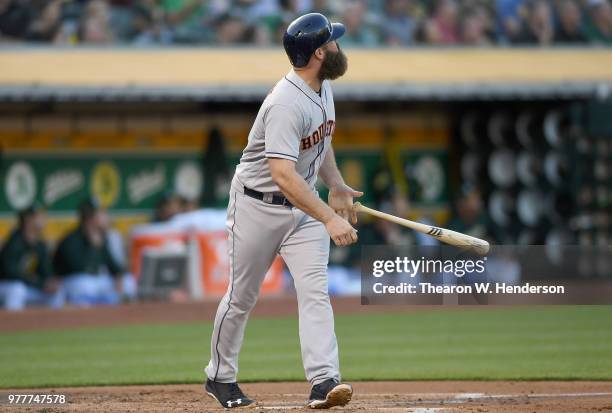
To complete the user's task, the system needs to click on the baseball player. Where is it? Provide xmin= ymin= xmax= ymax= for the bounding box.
xmin=204 ymin=12 xmax=361 ymax=410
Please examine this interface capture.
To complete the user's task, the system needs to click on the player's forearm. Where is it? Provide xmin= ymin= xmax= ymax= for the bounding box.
xmin=273 ymin=168 xmax=336 ymax=223
xmin=318 ymin=146 xmax=345 ymax=189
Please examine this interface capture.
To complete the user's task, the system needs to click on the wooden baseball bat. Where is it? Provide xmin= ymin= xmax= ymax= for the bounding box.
xmin=353 ymin=202 xmax=490 ymax=256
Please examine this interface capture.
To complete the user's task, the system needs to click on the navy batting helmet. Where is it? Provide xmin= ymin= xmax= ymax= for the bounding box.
xmin=283 ymin=13 xmax=346 ymax=68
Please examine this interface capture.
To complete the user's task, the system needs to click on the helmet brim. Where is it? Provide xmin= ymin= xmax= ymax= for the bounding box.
xmin=329 ymin=22 xmax=345 ymax=41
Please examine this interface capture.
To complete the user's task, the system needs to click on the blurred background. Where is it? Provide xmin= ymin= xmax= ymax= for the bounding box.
xmin=1 ymin=0 xmax=612 ymax=46
xmin=0 ymin=0 xmax=610 ymax=311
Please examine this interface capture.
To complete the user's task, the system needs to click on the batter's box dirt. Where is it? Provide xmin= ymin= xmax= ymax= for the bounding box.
xmin=2 ymin=381 xmax=611 ymax=413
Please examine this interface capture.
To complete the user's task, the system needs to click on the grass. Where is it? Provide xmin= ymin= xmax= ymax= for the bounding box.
xmin=1 ymin=306 xmax=611 ymax=388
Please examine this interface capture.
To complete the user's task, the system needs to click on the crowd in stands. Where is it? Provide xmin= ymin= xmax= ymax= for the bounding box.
xmin=0 ymin=0 xmax=611 ymax=46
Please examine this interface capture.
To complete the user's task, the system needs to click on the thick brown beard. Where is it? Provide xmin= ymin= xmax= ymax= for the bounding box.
xmin=318 ymin=47 xmax=348 ymax=81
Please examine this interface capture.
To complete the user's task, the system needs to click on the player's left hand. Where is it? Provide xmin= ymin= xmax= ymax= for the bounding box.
xmin=328 ymin=184 xmax=363 ymax=225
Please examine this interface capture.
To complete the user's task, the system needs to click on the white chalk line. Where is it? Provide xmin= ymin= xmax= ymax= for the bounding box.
xmin=490 ymin=392 xmax=612 ymax=399
xmin=272 ymin=392 xmax=612 ymax=400
xmin=259 ymin=407 xmax=448 ymax=412
xmin=410 ymin=391 xmax=612 ymax=405
xmin=257 ymin=391 xmax=612 ymax=409
xmin=454 ymin=392 xmax=612 ymax=400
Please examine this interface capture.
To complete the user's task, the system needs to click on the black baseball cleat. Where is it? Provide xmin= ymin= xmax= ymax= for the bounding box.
xmin=205 ymin=379 xmax=255 ymax=409
xmin=307 ymin=378 xmax=353 ymax=409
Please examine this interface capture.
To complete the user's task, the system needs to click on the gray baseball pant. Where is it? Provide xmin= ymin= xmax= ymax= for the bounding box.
xmin=205 ymin=177 xmax=340 ymax=386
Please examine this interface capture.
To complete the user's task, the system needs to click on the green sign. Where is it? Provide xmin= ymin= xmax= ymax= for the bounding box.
xmin=322 ymin=150 xmax=449 ymax=208
xmin=0 ymin=153 xmax=203 ymax=213
xmin=0 ymin=149 xmax=447 ymax=213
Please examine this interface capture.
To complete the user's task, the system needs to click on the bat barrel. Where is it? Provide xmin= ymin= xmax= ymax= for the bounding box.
xmin=353 ymin=202 xmax=490 ymax=256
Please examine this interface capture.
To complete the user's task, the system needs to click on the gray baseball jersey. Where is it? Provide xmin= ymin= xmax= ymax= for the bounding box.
xmin=205 ymin=69 xmax=341 ymax=388
xmin=235 ymin=69 xmax=336 ymax=192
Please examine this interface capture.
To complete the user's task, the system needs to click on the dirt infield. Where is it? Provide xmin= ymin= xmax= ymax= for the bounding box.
xmin=2 ymin=381 xmax=612 ymax=412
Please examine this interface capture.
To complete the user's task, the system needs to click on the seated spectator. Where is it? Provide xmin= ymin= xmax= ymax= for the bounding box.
xmin=424 ymin=0 xmax=460 ymax=45
xmin=0 ymin=0 xmax=34 ymax=41
xmin=461 ymin=7 xmax=493 ymax=44
xmin=105 ymin=0 xmax=132 ymax=42
xmin=53 ymin=198 xmax=136 ymax=306
xmin=584 ymin=0 xmax=612 ymax=44
xmin=214 ymin=13 xmax=256 ymax=45
xmin=0 ymin=204 xmax=63 ymax=311
xmin=79 ymin=0 xmax=115 ymax=44
xmin=340 ymin=0 xmax=380 ymax=46
xmin=25 ymin=0 xmax=63 ymax=42
xmin=252 ymin=0 xmax=299 ymax=44
xmin=310 ymin=0 xmax=336 ymax=17
xmin=278 ymin=0 xmax=299 ymax=24
xmin=495 ymin=0 xmax=527 ymax=43
xmin=130 ymin=1 xmax=172 ymax=45
xmin=161 ymin=0 xmax=211 ymax=43
xmin=513 ymin=0 xmax=554 ymax=45
xmin=242 ymin=0 xmax=284 ymax=42
xmin=555 ymin=0 xmax=587 ymax=43
xmin=153 ymin=191 xmax=182 ymax=222
xmin=53 ymin=1 xmax=83 ymax=45
xmin=473 ymin=2 xmax=496 ymax=38
xmin=381 ymin=0 xmax=415 ymax=46
xmin=225 ymin=0 xmax=280 ymax=25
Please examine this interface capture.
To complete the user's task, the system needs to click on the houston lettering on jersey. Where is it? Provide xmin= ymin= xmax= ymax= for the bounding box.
xmin=301 ymin=120 xmax=335 ymax=151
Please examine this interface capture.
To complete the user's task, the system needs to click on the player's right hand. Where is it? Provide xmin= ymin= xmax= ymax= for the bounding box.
xmin=325 ymin=215 xmax=358 ymax=246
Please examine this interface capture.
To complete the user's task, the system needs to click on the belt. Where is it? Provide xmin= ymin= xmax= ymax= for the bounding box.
xmin=243 ymin=186 xmax=293 ymax=208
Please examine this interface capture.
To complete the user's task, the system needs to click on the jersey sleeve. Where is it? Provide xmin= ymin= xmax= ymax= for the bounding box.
xmin=264 ymin=104 xmax=303 ymax=162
